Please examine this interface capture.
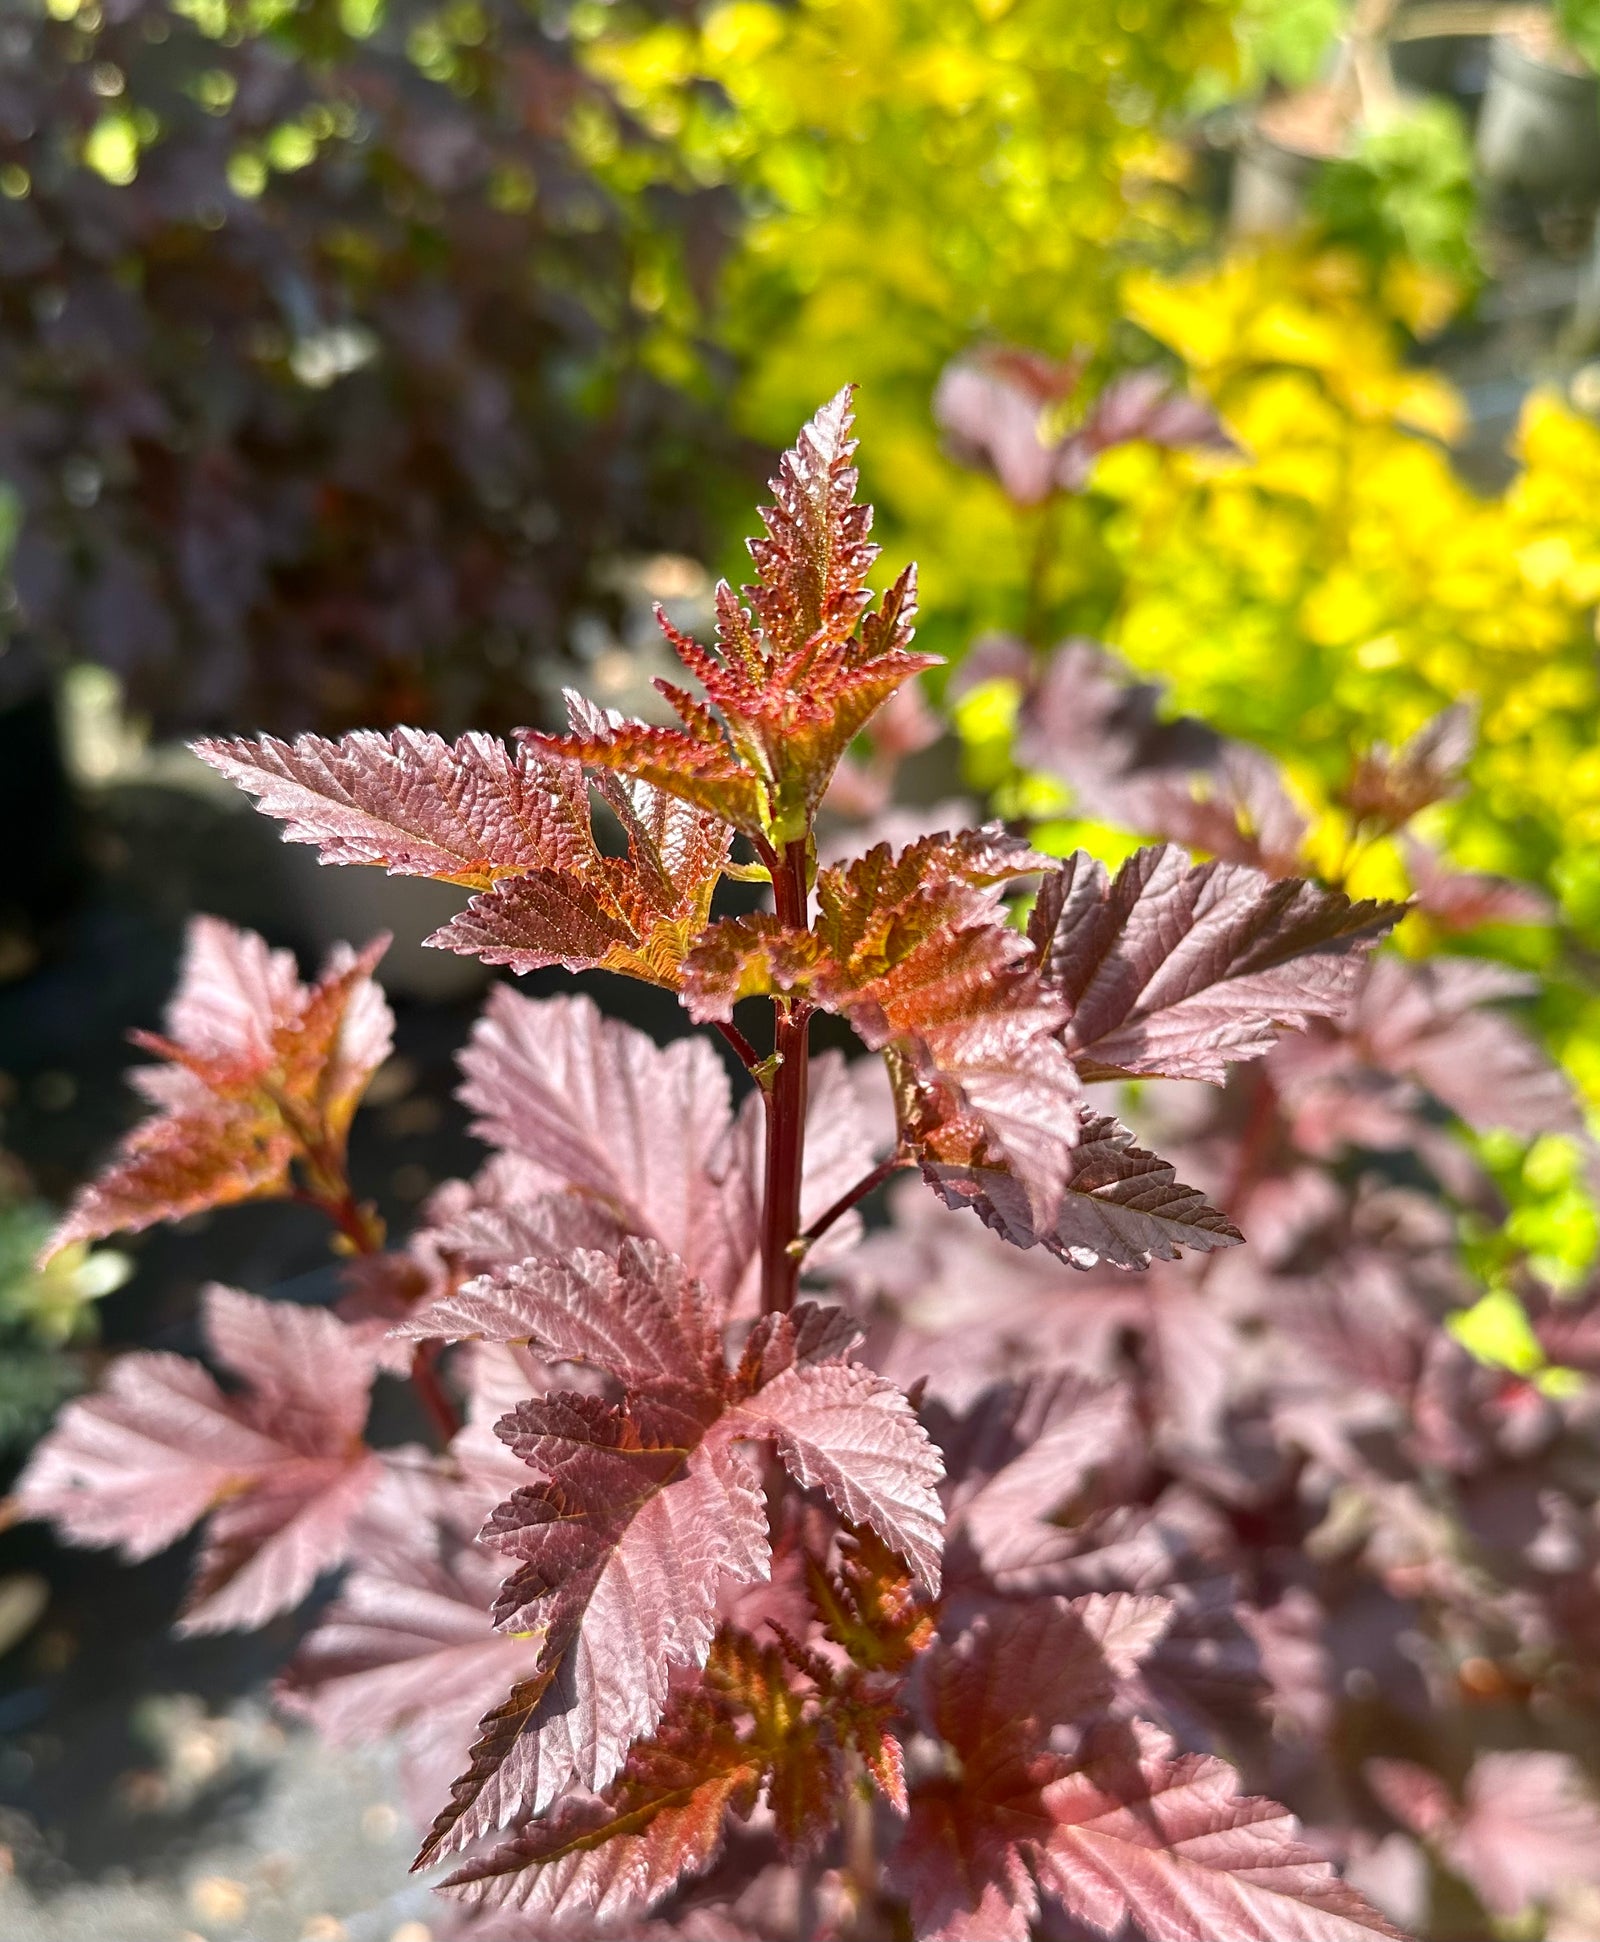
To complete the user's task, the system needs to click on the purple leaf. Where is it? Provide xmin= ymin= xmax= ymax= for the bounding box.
xmin=17 ymin=1286 xmax=383 ymax=1633
xmin=1030 ymin=846 xmax=1403 ymax=1082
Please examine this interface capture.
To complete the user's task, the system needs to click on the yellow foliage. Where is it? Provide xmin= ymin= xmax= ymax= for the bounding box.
xmin=580 ymin=0 xmax=1239 ymax=643
xmin=1103 ymin=249 xmax=1600 ymax=981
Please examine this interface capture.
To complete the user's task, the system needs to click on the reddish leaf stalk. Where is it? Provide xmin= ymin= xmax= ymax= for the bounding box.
xmin=800 ymin=1150 xmax=912 ymax=1254
xmin=713 ymin=1017 xmax=761 ymax=1074
xmin=1220 ymin=1067 xmax=1281 ymax=1219
xmin=410 ymin=1339 xmax=463 ymax=1446
xmin=760 ymin=839 xmax=814 ymax=1315
xmin=323 ymin=1185 xmax=387 ymax=1256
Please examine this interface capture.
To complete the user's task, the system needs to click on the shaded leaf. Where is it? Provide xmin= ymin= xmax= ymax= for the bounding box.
xmin=1370 ymin=1752 xmax=1600 ymax=1919
xmin=923 ymin=1111 xmax=1241 ymax=1271
xmin=453 ymin=987 xmax=874 ymax=1311
xmin=17 ymin=1286 xmax=382 ymax=1633
xmin=1348 ymin=957 xmax=1585 ymax=1139
xmin=443 ymin=1687 xmax=765 ymax=1923
xmin=1402 ymin=840 xmax=1553 ymax=933
xmin=1029 ymin=1724 xmax=1405 ymax=1942
xmin=1030 ymin=845 xmax=1403 ymax=1083
xmin=901 ymin=1628 xmax=1403 ymax=1942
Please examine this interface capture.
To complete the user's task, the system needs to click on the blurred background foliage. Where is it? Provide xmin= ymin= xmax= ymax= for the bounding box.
xmin=0 ymin=0 xmax=740 ymax=733
xmin=5 ymin=0 xmax=1600 ymax=1314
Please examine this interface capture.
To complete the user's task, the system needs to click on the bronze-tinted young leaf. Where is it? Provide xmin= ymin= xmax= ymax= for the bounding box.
xmin=923 ymin=1111 xmax=1242 ymax=1271
xmin=685 ymin=830 xmax=1080 ymax=1226
xmin=415 ymin=1239 xmax=941 ymax=1864
xmin=441 ymin=1685 xmax=766 ymax=1922
xmin=1030 ymin=845 xmax=1403 ymax=1083
xmin=1339 ymin=704 xmax=1476 ymax=831
xmin=805 ymin=1528 xmax=937 ymax=1677
xmin=198 ymin=713 xmax=732 ymax=990
xmin=17 ymin=1286 xmax=383 ymax=1633
xmin=441 ymin=1628 xmax=835 ymax=1923
xmin=528 ymin=388 xmax=940 ymax=845
xmin=43 ymin=917 xmax=392 ymax=1261
xmin=683 ymin=826 xmax=1049 ymax=1021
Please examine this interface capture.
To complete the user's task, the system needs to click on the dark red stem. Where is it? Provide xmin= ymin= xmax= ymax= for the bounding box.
xmin=1222 ymin=1066 xmax=1280 ymax=1218
xmin=714 ymin=1017 xmax=762 ymax=1073
xmin=292 ymin=1179 xmax=386 ymax=1256
xmin=325 ymin=1186 xmax=386 ymax=1255
xmin=760 ymin=840 xmax=813 ymax=1316
xmin=799 ymin=1150 xmax=911 ymax=1253
xmin=409 ymin=1339 xmax=463 ymax=1444
xmin=300 ymin=1157 xmax=458 ymax=1447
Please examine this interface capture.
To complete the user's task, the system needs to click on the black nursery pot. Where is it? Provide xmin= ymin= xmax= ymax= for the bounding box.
xmin=1475 ymin=30 xmax=1600 ymax=202
xmin=1389 ymin=1 xmax=1491 ymax=114
xmin=0 ymin=649 xmax=81 ymax=948
xmin=1230 ymin=125 xmax=1326 ymax=236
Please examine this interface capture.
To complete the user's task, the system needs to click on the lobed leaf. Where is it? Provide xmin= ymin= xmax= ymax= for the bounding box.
xmin=685 ymin=828 xmax=1081 ymax=1228
xmin=1030 ymin=845 xmax=1404 ymax=1083
xmin=729 ymin=1358 xmax=944 ymax=1592
xmin=900 ymin=1604 xmax=1402 ymax=1942
xmin=17 ymin=1286 xmax=383 ymax=1633
xmin=1028 ymin=1724 xmax=1406 ymax=1942
xmin=195 ymin=726 xmax=601 ymax=886
xmin=450 ymin=987 xmax=875 ymax=1311
xmin=1370 ymin=1751 xmax=1600 ymax=1919
xmin=1339 ymin=704 xmax=1476 ymax=831
xmin=922 ymin=1111 xmax=1242 ymax=1271
xmin=441 ymin=1628 xmax=834 ymax=1923
xmin=1347 ymin=957 xmax=1586 ymax=1140
xmin=278 ymin=1467 xmax=544 ymax=1826
xmin=442 ymin=1689 xmax=764 ymax=1922
xmin=198 ymin=715 xmax=731 ymax=990
xmin=415 ymin=1239 xmax=942 ymax=1865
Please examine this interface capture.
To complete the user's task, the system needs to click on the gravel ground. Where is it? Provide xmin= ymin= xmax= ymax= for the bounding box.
xmin=0 ymin=1708 xmax=447 ymax=1942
